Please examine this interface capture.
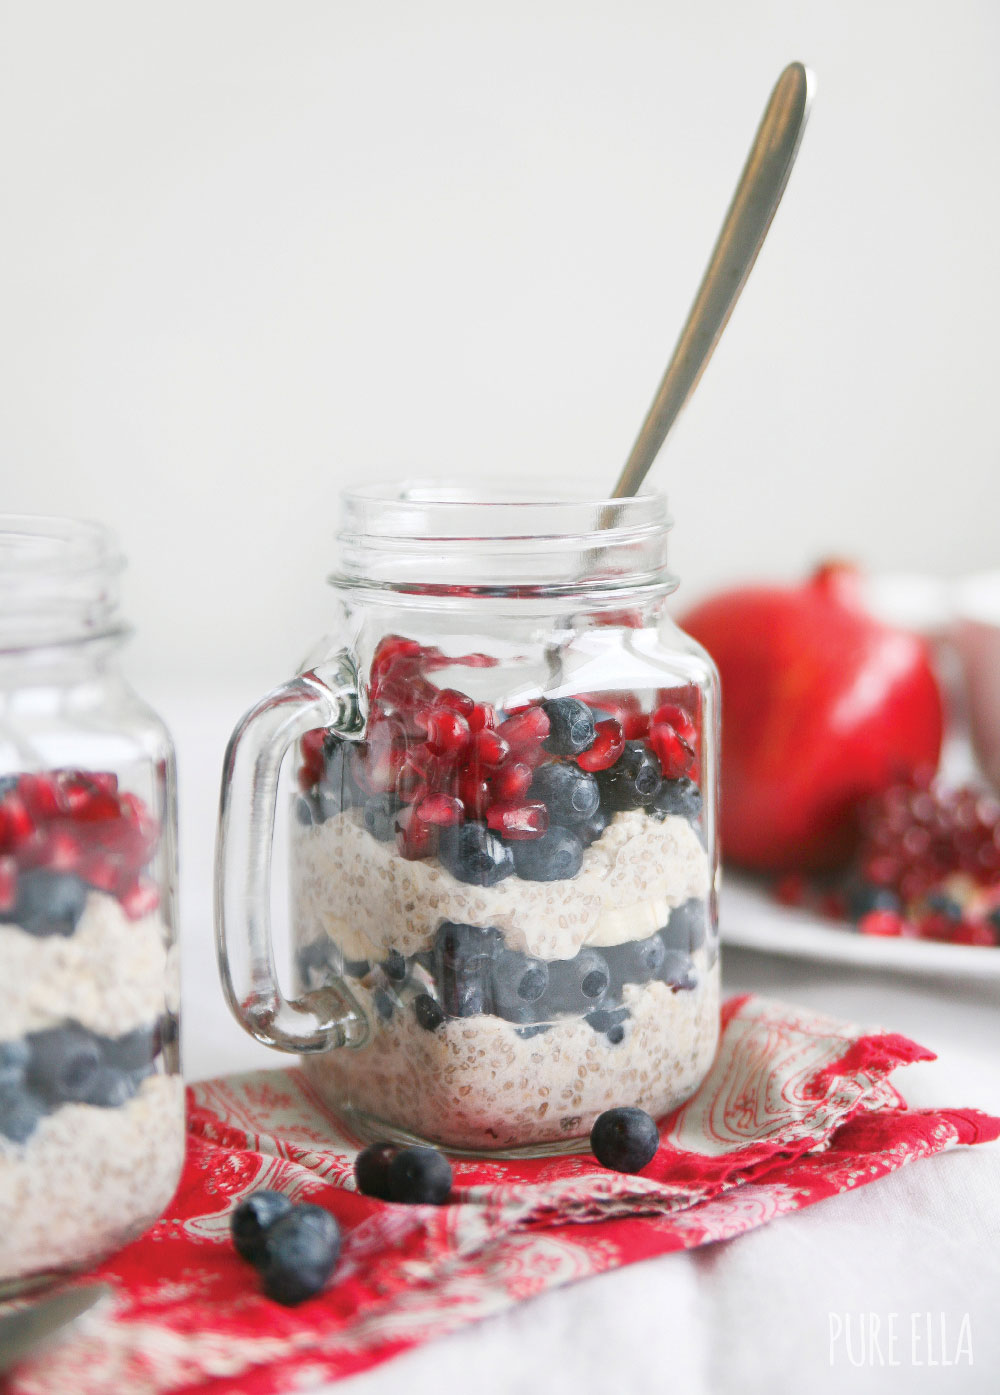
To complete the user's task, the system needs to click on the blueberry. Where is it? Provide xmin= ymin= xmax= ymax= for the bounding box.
xmin=8 ymin=871 xmax=88 ymax=938
xmin=363 ymin=793 xmax=400 ymax=843
xmin=27 ymin=1027 xmax=101 ymax=1105
xmin=230 ymin=1189 xmax=294 ymax=1263
xmin=0 ymin=1083 xmax=47 ymax=1143
xmin=82 ymin=1065 xmax=138 ymax=1108
xmin=373 ymin=988 xmax=394 ymax=1021
xmin=438 ymin=823 xmax=514 ymax=888
xmin=387 ymin=1146 xmax=452 ymax=1205
xmin=102 ymin=1024 xmax=159 ymax=1072
xmin=528 ymin=763 xmax=600 ymax=827
xmin=257 ymin=1204 xmax=341 ymax=1305
xmin=577 ymin=805 xmax=609 ymax=848
xmin=585 ymin=1005 xmax=630 ymax=1044
xmin=515 ymin=1024 xmax=550 ymax=1040
xmin=433 ymin=922 xmax=500 ymax=1017
xmin=541 ymin=699 xmax=596 ymax=757
xmin=597 ymin=742 xmax=662 ymax=811
xmin=383 ymin=949 xmax=407 ymax=982
xmin=414 ymin=993 xmax=445 ymax=1031
xmin=512 ymin=826 xmax=584 ymax=882
xmin=344 ymin=958 xmax=371 ymax=979
xmin=298 ymin=939 xmax=339 ymax=990
xmin=354 ymin=1141 xmax=400 ymax=1200
xmin=0 ymin=775 xmax=18 ymax=798
xmin=925 ymin=891 xmax=963 ymax=921
xmin=662 ymin=899 xmax=708 ymax=953
xmin=314 ymin=735 xmax=356 ymax=820
xmin=846 ymin=883 xmax=902 ymax=922
xmin=0 ymin=1039 xmax=29 ymax=1090
xmin=590 ymin=1107 xmax=659 ymax=1173
xmin=607 ymin=933 xmax=666 ymax=989
xmin=662 ymin=951 xmax=697 ymax=990
xmin=547 ymin=947 xmax=609 ymax=1012
xmin=650 ymin=777 xmax=703 ymax=821
xmin=294 ymin=795 xmax=316 ymax=827
xmin=491 ymin=949 xmax=550 ymax=1022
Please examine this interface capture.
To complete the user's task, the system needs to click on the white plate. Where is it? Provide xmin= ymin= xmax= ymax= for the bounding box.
xmin=720 ymin=874 xmax=1000 ymax=981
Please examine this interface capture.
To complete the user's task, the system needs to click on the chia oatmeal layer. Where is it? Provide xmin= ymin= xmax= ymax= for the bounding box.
xmin=304 ymin=955 xmax=719 ymax=1151
xmin=0 ymin=1073 xmax=185 ymax=1283
xmin=291 ymin=808 xmax=710 ymax=962
xmin=291 ymin=801 xmax=718 ymax=1151
xmin=0 ymin=891 xmax=177 ymax=1039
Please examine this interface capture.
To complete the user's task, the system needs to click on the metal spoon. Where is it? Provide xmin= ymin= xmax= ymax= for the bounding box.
xmin=0 ymin=1283 xmax=112 ymax=1374
xmin=611 ymin=61 xmax=814 ymax=499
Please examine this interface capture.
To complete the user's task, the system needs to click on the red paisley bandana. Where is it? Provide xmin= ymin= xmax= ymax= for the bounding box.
xmin=7 ymin=995 xmax=998 ymax=1395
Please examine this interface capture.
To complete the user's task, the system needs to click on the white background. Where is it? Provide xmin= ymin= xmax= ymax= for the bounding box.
xmin=2 ymin=0 xmax=999 ymax=690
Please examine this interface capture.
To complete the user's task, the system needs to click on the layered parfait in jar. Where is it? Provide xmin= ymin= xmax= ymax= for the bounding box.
xmin=291 ymin=633 xmax=718 ymax=1153
xmin=0 ymin=768 xmax=182 ymax=1291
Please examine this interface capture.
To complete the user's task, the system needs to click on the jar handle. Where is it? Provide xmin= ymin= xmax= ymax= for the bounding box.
xmin=215 ymin=655 xmax=369 ymax=1053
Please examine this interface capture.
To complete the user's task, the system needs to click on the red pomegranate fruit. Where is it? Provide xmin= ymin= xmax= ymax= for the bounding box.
xmin=682 ymin=563 xmax=944 ymax=871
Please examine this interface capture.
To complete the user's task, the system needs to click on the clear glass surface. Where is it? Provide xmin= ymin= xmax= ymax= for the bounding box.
xmin=218 ymin=484 xmax=720 ymax=1155
xmin=0 ymin=517 xmax=182 ymax=1295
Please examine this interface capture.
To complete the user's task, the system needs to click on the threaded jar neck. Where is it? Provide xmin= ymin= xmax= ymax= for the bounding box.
xmin=0 ymin=515 xmax=125 ymax=652
xmin=331 ymin=482 xmax=676 ymax=603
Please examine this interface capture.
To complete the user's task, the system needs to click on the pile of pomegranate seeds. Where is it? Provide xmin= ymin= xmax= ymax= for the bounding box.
xmin=772 ymin=774 xmax=1000 ymax=948
xmin=0 ymin=771 xmax=161 ymax=919
xmin=297 ymin=636 xmax=701 ymax=865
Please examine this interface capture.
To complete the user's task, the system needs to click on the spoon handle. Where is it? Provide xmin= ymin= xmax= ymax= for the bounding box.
xmin=612 ymin=61 xmax=814 ymax=499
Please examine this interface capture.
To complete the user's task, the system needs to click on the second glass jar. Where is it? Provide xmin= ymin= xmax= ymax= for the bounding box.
xmin=218 ymin=485 xmax=720 ymax=1155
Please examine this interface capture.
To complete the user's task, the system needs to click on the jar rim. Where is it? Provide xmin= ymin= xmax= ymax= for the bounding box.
xmin=333 ymin=480 xmax=675 ymax=601
xmin=0 ymin=514 xmax=125 ymax=651
xmin=338 ymin=480 xmax=669 ymax=539
xmin=0 ymin=515 xmax=124 ymax=580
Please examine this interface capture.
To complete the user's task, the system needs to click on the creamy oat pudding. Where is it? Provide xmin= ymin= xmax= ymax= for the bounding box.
xmin=0 ymin=770 xmax=183 ymax=1287
xmin=291 ymin=635 xmax=719 ymax=1152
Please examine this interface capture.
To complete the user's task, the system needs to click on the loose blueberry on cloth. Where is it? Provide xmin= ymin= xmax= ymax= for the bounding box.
xmin=4 ymin=994 xmax=997 ymax=1395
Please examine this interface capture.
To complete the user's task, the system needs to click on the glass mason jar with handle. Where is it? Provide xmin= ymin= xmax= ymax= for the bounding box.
xmin=0 ymin=516 xmax=182 ymax=1296
xmin=217 ymin=484 xmax=720 ymax=1156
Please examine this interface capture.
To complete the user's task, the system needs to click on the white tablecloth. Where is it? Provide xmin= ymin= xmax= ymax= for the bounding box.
xmin=162 ymin=684 xmax=1000 ymax=1395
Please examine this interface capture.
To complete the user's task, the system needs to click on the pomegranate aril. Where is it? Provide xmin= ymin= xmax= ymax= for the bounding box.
xmin=951 ymin=921 xmax=998 ymax=947
xmin=432 ymin=688 xmax=475 ymax=717
xmin=79 ymin=852 xmax=126 ymax=894
xmin=490 ymin=760 xmax=533 ymax=803
xmin=371 ymin=634 xmax=423 ymax=680
xmin=468 ymin=703 xmax=498 ymax=733
xmin=395 ymin=806 xmax=438 ymax=861
xmin=0 ymin=855 xmax=16 ymax=912
xmin=416 ymin=794 xmax=465 ymax=826
xmin=73 ymin=789 xmax=122 ymax=824
xmin=652 ymin=703 xmax=698 ymax=749
xmin=16 ymin=773 xmax=65 ymax=821
xmin=472 ymin=729 xmax=509 ymax=768
xmin=41 ymin=827 xmax=83 ymax=872
xmin=0 ymin=795 xmax=34 ymax=852
xmin=916 ymin=912 xmax=956 ymax=942
xmin=497 ymin=706 xmax=550 ymax=750
xmin=87 ymin=772 xmax=119 ymax=797
xmin=622 ymin=711 xmax=650 ymax=740
xmin=648 ymin=723 xmax=696 ymax=779
xmin=299 ymin=729 xmax=327 ymax=787
xmin=121 ymin=879 xmax=161 ymax=920
xmin=486 ymin=802 xmax=548 ymax=840
xmin=458 ymin=770 xmax=491 ymax=818
xmin=416 ymin=708 xmax=471 ymax=757
xmin=577 ymin=718 xmax=625 ymax=773
xmin=858 ymin=909 xmax=907 ymax=937
xmin=580 ymin=691 xmax=642 ymax=734
xmin=774 ymin=873 xmax=807 ymax=908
